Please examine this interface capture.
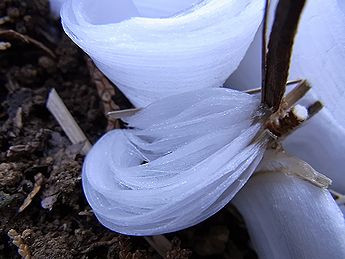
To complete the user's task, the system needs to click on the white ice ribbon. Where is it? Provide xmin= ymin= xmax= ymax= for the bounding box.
xmin=61 ymin=0 xmax=264 ymax=107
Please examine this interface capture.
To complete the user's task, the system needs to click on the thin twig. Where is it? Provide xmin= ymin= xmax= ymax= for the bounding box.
xmin=307 ymin=101 xmax=323 ymax=120
xmin=107 ymin=108 xmax=141 ymax=120
xmin=245 ymin=80 xmax=303 ymax=95
xmin=262 ymin=0 xmax=306 ymax=111
xmin=286 ymin=79 xmax=303 ymax=86
xmin=145 ymin=236 xmax=172 ymax=257
xmin=106 ymin=80 xmax=305 ymax=120
xmin=0 ymin=29 xmax=56 ymax=58
xmin=46 ymin=89 xmax=172 ymax=257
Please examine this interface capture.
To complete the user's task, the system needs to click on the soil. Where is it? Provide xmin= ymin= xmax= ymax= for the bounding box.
xmin=0 ymin=1 xmax=257 ymax=258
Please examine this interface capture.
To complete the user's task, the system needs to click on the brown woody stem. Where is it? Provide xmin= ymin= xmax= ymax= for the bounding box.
xmin=262 ymin=0 xmax=306 ymax=111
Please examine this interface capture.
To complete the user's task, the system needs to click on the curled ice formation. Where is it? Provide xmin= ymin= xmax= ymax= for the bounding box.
xmin=61 ymin=0 xmax=264 ymax=107
xmin=83 ymin=88 xmax=269 ymax=235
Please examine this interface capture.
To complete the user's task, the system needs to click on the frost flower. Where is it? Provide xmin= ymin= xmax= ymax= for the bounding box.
xmin=61 ymin=0 xmax=345 ymax=257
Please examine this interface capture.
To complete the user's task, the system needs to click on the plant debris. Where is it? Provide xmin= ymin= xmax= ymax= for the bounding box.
xmin=86 ymin=58 xmax=122 ymax=131
xmin=8 ymin=229 xmax=32 ymax=259
xmin=18 ymin=172 xmax=43 ymax=213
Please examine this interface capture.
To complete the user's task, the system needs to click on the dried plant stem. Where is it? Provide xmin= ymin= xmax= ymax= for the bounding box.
xmin=286 ymin=79 xmax=302 ymax=86
xmin=262 ymin=0 xmax=306 ymax=111
xmin=261 ymin=0 xmax=270 ymax=88
xmin=46 ymin=89 xmax=171 ymax=257
xmin=307 ymin=101 xmax=323 ymax=119
xmin=106 ymin=85 xmax=264 ymax=119
xmin=106 ymin=81 xmax=302 ymax=120
xmin=107 ymin=108 xmax=141 ymax=120
xmin=283 ymin=80 xmax=310 ymax=109
xmin=0 ymin=29 xmax=56 ymax=58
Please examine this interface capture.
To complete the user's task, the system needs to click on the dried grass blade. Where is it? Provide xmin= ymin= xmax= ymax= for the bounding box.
xmin=46 ymin=89 xmax=92 ymax=155
xmin=107 ymin=108 xmax=141 ymax=119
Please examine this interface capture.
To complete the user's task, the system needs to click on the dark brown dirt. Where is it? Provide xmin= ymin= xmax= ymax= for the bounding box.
xmin=0 ymin=1 xmax=257 ymax=258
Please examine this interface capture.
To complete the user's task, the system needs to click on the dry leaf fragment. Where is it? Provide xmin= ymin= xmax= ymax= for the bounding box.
xmin=46 ymin=89 xmax=92 ymax=155
xmin=18 ymin=173 xmax=43 ymax=213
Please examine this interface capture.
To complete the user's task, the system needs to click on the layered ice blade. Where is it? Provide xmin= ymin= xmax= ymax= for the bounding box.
xmin=61 ymin=0 xmax=264 ymax=107
xmin=82 ymin=88 xmax=268 ymax=235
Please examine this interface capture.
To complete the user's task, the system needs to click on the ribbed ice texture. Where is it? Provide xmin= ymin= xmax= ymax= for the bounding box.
xmin=233 ymin=169 xmax=345 ymax=259
xmin=132 ymin=0 xmax=203 ymax=18
xmin=61 ymin=0 xmax=264 ymax=107
xmin=227 ymin=0 xmax=345 ymax=193
xmin=83 ymin=88 xmax=268 ymax=235
xmin=285 ymin=0 xmax=345 ymax=192
xmin=284 ymin=94 xmax=345 ymax=192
